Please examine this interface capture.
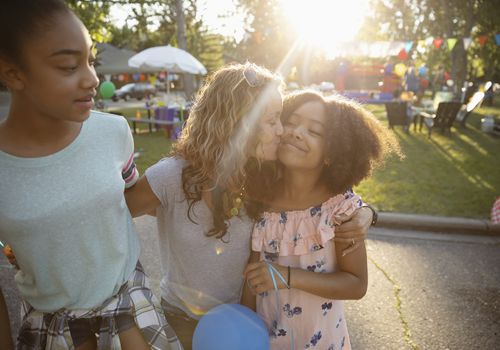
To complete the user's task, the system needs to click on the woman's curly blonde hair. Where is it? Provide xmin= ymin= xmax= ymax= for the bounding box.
xmin=171 ymin=63 xmax=283 ymax=238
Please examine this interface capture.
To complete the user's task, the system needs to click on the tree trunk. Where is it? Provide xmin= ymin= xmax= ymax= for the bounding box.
xmin=451 ymin=41 xmax=467 ymax=95
xmin=450 ymin=0 xmax=475 ymax=95
xmin=175 ymin=0 xmax=195 ymax=100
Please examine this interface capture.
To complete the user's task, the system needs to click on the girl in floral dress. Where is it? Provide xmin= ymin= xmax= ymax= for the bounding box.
xmin=242 ymin=91 xmax=402 ymax=349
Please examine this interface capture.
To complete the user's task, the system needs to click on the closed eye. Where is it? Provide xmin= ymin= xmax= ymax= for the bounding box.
xmin=310 ymin=129 xmax=323 ymax=136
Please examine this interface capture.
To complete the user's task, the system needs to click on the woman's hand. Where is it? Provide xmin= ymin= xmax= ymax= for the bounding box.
xmin=243 ymin=261 xmax=288 ymax=295
xmin=335 ymin=206 xmax=373 ymax=242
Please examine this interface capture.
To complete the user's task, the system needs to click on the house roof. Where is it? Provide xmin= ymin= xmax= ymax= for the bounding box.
xmin=95 ymin=43 xmax=160 ymax=74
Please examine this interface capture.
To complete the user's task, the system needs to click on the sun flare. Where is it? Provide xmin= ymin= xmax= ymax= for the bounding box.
xmin=281 ymin=0 xmax=368 ymax=57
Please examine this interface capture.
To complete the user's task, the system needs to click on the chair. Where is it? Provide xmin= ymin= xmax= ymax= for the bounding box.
xmin=385 ymin=102 xmax=411 ymax=132
xmin=455 ymin=89 xmax=487 ymax=128
xmin=419 ymin=101 xmax=462 ymax=138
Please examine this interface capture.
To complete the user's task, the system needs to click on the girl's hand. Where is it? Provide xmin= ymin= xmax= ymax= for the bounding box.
xmin=2 ymin=245 xmax=19 ymax=269
xmin=243 ymin=261 xmax=288 ymax=294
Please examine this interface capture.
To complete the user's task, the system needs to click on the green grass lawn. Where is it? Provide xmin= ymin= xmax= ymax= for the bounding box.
xmin=122 ymin=101 xmax=500 ymax=219
xmin=356 ymin=102 xmax=500 ymax=219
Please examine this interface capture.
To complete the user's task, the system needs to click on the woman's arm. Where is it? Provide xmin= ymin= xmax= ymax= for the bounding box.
xmin=125 ymin=175 xmax=162 ymax=217
xmin=335 ymin=206 xmax=374 ymax=240
xmin=244 ymin=241 xmax=368 ymax=300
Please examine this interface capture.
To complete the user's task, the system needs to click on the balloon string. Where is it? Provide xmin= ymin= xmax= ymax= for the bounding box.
xmin=266 ymin=262 xmax=294 ymax=350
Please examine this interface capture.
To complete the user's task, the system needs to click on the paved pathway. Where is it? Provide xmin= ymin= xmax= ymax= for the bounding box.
xmin=2 ymin=217 xmax=499 ymax=349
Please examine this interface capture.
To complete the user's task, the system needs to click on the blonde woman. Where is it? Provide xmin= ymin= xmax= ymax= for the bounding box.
xmin=125 ymin=63 xmax=373 ymax=349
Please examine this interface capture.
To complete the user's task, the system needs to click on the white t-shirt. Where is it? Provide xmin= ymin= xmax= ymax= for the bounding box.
xmin=0 ymin=111 xmax=140 ymax=312
xmin=145 ymin=157 xmax=254 ymax=319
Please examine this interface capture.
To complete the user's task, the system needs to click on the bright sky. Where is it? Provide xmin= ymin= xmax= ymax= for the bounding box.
xmin=110 ymin=0 xmax=369 ymax=57
xmin=280 ymin=0 xmax=369 ymax=57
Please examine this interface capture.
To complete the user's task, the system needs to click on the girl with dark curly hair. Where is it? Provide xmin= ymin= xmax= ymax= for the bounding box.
xmin=242 ymin=90 xmax=402 ymax=349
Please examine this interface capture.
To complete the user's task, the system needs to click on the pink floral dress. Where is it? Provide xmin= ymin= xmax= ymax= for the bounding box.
xmin=252 ymin=191 xmax=362 ymax=350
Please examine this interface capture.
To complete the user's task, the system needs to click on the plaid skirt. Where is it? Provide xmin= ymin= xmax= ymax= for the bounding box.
xmin=17 ymin=261 xmax=183 ymax=350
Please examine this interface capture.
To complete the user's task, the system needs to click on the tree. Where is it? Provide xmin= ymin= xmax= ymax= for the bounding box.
xmin=235 ymin=0 xmax=294 ymax=70
xmin=361 ymin=0 xmax=500 ymax=90
xmin=67 ymin=0 xmax=113 ymax=42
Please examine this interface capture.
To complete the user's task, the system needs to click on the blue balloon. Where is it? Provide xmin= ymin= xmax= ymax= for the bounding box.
xmin=193 ymin=304 xmax=269 ymax=350
xmin=419 ymin=66 xmax=428 ymax=76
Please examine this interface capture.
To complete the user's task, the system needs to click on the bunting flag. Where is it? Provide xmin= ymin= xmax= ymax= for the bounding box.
xmin=415 ymin=40 xmax=425 ymax=53
xmin=463 ymin=37 xmax=472 ymax=49
xmin=447 ymin=38 xmax=457 ymax=51
xmin=416 ymin=40 xmax=426 ymax=53
xmin=478 ymin=35 xmax=488 ymax=47
xmin=405 ymin=41 xmax=414 ymax=52
xmin=316 ymin=33 xmax=498 ymax=58
xmin=398 ymin=48 xmax=408 ymax=60
xmin=433 ymin=38 xmax=443 ymax=49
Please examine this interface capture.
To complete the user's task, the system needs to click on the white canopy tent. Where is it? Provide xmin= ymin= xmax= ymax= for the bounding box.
xmin=128 ymin=45 xmax=207 ymax=75
xmin=128 ymin=45 xmax=207 ymax=101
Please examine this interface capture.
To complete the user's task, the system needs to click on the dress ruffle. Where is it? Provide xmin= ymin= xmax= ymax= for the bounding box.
xmin=252 ymin=191 xmax=362 ymax=256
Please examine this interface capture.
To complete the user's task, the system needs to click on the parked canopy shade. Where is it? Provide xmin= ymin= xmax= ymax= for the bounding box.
xmin=128 ymin=45 xmax=207 ymax=75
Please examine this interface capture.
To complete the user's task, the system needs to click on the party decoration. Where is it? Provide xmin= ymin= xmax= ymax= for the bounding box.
xmin=418 ymin=65 xmax=428 ymax=76
xmin=478 ymin=35 xmax=488 ymax=47
xmin=405 ymin=41 xmax=414 ymax=52
xmin=433 ymin=38 xmax=443 ymax=49
xmin=447 ymin=38 xmax=457 ymax=51
xmin=463 ymin=37 xmax=472 ymax=50
xmin=99 ymin=81 xmax=115 ymax=99
xmin=394 ymin=63 xmax=407 ymax=77
xmin=148 ymin=74 xmax=157 ymax=85
xmin=495 ymin=34 xmax=500 ymax=46
xmin=398 ymin=48 xmax=408 ymax=60
xmin=133 ymin=73 xmax=140 ymax=81
xmin=193 ymin=304 xmax=269 ymax=350
xmin=417 ymin=40 xmax=426 ymax=53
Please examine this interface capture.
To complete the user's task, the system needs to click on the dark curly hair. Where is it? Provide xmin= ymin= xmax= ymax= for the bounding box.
xmin=280 ymin=90 xmax=403 ymax=196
